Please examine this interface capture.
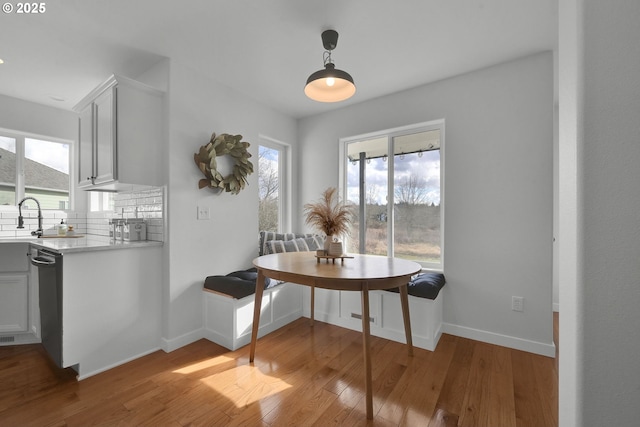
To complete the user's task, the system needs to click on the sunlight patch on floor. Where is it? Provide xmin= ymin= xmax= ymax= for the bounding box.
xmin=199 ymin=364 xmax=292 ymax=408
xmin=172 ymin=355 xmax=235 ymax=374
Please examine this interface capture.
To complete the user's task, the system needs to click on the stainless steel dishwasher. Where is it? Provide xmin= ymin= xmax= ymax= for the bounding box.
xmin=31 ymin=248 xmax=63 ymax=368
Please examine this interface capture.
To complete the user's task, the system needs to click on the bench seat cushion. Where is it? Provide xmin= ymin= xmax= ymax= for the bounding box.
xmin=204 ymin=268 xmax=277 ymax=299
xmin=386 ymin=272 xmax=446 ymax=300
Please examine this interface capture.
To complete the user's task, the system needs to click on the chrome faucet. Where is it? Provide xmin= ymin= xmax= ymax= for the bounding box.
xmin=17 ymin=197 xmax=43 ymax=237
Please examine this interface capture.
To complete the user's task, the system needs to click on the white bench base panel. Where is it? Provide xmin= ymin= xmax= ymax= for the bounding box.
xmin=203 ymin=283 xmax=303 ymax=351
xmin=203 ymin=283 xmax=443 ymax=352
xmin=304 ymin=287 xmax=443 ymax=351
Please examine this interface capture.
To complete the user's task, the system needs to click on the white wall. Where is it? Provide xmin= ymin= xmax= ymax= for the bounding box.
xmin=298 ymin=52 xmax=555 ymax=355
xmin=0 ymin=94 xmax=76 ymax=141
xmin=559 ymin=0 xmax=640 ymax=425
xmin=161 ymin=61 xmax=298 ymax=347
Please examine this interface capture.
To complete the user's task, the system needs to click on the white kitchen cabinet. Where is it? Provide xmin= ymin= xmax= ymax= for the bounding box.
xmin=78 ymin=103 xmax=94 ymax=187
xmin=75 ymin=74 xmax=164 ymax=191
xmin=0 ymin=275 xmax=29 ymax=333
xmin=0 ymin=243 xmax=30 ymax=335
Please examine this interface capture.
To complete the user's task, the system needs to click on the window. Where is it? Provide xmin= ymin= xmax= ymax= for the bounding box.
xmin=258 ymin=137 xmax=289 ymax=232
xmin=89 ymin=192 xmax=114 ymax=212
xmin=0 ymin=130 xmax=71 ymax=209
xmin=340 ymin=120 xmax=444 ymax=269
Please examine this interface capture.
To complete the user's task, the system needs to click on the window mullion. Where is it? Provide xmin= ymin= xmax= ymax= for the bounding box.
xmin=15 ymin=136 xmax=25 ymax=203
xmin=387 ymin=136 xmax=394 ymax=258
xmin=358 ymin=151 xmax=366 ymax=254
xmin=278 ymin=145 xmax=285 ymax=232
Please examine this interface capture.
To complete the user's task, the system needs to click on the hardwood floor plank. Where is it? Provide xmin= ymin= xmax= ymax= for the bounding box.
xmin=376 ymin=348 xmax=433 ymax=423
xmin=396 ymin=336 xmax=457 ymax=426
xmin=532 ymin=351 xmax=558 ymax=427
xmin=0 ymin=317 xmax=558 ymax=427
xmin=310 ymin=386 xmax=362 ymax=426
xmin=512 ymin=349 xmax=548 ymax=427
xmin=432 ymin=334 xmax=474 ymax=416
xmin=486 ymin=345 xmax=517 ymax=427
xmin=459 ymin=342 xmax=494 ymax=427
xmin=427 ymin=406 xmax=460 ymax=427
xmin=63 ymin=399 xmax=131 ymax=427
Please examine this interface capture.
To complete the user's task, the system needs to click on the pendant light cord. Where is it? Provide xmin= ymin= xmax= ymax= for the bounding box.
xmin=323 ymin=50 xmax=333 ymax=66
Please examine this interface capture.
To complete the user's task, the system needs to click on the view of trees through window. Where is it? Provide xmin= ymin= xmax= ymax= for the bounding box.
xmin=345 ymin=124 xmax=443 ymax=268
xmin=0 ymin=134 xmax=70 ymax=209
xmin=258 ymin=145 xmax=280 ymax=232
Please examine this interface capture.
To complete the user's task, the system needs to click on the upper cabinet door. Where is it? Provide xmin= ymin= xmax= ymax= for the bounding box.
xmin=93 ymin=87 xmax=117 ymax=185
xmin=78 ymin=103 xmax=94 ymax=187
xmin=74 ymin=74 xmax=163 ymax=191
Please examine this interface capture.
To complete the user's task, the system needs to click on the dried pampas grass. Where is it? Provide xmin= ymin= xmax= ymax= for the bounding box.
xmin=304 ymin=187 xmax=354 ymax=237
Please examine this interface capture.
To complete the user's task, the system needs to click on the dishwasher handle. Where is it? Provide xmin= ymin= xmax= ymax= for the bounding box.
xmin=31 ymin=255 xmax=56 ymax=267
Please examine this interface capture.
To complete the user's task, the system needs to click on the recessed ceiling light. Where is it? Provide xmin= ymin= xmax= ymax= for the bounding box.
xmin=0 ymin=59 xmax=4 ymax=64
xmin=49 ymin=95 xmax=66 ymax=102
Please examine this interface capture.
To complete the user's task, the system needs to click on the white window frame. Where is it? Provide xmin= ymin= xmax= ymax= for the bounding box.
xmin=89 ymin=192 xmax=114 ymax=212
xmin=258 ymin=135 xmax=291 ymax=233
xmin=0 ymin=127 xmax=75 ymax=211
xmin=338 ymin=119 xmax=445 ymax=270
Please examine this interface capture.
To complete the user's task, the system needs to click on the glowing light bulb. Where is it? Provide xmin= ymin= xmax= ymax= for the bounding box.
xmin=326 ymin=77 xmax=335 ymax=87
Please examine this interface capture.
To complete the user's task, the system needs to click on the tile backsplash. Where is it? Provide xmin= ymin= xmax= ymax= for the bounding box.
xmin=87 ymin=187 xmax=165 ymax=241
xmin=0 ymin=187 xmax=164 ymax=241
xmin=0 ymin=209 xmax=83 ymax=238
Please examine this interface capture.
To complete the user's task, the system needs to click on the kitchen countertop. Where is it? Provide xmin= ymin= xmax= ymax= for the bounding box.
xmin=0 ymin=235 xmax=163 ymax=254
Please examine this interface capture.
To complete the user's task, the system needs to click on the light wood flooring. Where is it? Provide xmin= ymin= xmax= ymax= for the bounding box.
xmin=0 ymin=316 xmax=558 ymax=426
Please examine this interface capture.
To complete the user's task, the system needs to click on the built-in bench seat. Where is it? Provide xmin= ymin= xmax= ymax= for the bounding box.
xmin=203 ymin=232 xmax=445 ymax=351
xmin=203 ymin=271 xmax=303 ymax=351
xmin=308 ymin=272 xmax=445 ymax=351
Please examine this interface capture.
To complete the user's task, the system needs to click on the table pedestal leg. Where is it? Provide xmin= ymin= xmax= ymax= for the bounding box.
xmin=399 ymin=283 xmax=414 ymax=357
xmin=310 ymin=285 xmax=315 ymax=327
xmin=361 ymin=285 xmax=373 ymax=419
xmin=249 ymin=269 xmax=265 ymax=363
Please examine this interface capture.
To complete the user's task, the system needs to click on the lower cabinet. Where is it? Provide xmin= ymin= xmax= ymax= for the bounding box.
xmin=0 ymin=243 xmax=34 ymax=341
xmin=0 ymin=274 xmax=29 ymax=333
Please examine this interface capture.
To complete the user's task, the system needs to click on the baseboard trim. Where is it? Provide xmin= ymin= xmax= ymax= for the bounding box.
xmin=441 ymin=322 xmax=556 ymax=357
xmin=76 ymin=347 xmax=161 ymax=380
xmin=553 ymin=303 xmax=560 ymax=312
xmin=161 ymin=328 xmax=204 ymax=353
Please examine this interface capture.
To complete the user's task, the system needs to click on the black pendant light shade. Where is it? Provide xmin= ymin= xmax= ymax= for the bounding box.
xmin=304 ymin=30 xmax=356 ymax=102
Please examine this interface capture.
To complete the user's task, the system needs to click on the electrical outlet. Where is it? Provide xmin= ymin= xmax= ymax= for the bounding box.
xmin=512 ymin=296 xmax=524 ymax=312
xmin=197 ymin=206 xmax=210 ymax=220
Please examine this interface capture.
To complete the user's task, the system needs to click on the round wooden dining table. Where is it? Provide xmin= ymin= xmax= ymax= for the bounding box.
xmin=250 ymin=251 xmax=422 ymax=420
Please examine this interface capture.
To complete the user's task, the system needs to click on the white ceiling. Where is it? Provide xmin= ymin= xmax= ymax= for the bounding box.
xmin=0 ymin=0 xmax=557 ymax=119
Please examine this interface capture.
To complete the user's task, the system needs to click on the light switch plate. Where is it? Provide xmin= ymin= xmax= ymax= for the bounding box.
xmin=197 ymin=206 xmax=210 ymax=220
xmin=512 ymin=296 xmax=524 ymax=312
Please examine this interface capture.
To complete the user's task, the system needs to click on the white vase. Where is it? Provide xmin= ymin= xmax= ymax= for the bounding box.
xmin=324 ymin=235 xmax=333 ymax=253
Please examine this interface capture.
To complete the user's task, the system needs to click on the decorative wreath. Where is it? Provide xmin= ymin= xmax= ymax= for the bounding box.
xmin=194 ymin=133 xmax=254 ymax=195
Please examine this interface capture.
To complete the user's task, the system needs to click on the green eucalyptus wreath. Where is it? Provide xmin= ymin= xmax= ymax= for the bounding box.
xmin=194 ymin=133 xmax=254 ymax=195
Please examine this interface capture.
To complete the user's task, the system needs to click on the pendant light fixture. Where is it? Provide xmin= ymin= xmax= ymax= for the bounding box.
xmin=304 ymin=29 xmax=356 ymax=102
